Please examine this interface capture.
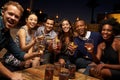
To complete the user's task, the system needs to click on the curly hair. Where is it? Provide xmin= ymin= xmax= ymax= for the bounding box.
xmin=2 ymin=1 xmax=24 ymax=15
xmin=99 ymin=18 xmax=120 ymax=36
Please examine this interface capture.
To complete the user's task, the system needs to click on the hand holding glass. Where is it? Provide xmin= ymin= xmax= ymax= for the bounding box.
xmin=44 ymin=65 xmax=54 ymax=80
xmin=68 ymin=64 xmax=76 ymax=79
xmin=84 ymin=39 xmax=94 ymax=53
xmin=37 ymin=36 xmax=45 ymax=55
xmin=52 ymin=38 xmax=61 ymax=54
xmin=67 ymin=42 xmax=78 ymax=55
xmin=36 ymin=35 xmax=46 ymax=63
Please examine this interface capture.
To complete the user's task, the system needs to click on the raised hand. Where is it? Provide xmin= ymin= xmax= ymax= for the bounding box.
xmin=67 ymin=42 xmax=78 ymax=55
xmin=84 ymin=39 xmax=94 ymax=53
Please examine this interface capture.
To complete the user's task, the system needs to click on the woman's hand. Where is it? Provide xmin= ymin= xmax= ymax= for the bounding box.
xmin=94 ymin=63 xmax=104 ymax=74
xmin=89 ymin=63 xmax=104 ymax=79
xmin=67 ymin=42 xmax=77 ymax=55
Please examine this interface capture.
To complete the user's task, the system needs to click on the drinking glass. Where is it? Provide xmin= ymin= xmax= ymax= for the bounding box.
xmin=36 ymin=35 xmax=46 ymax=63
xmin=54 ymin=62 xmax=61 ymax=76
xmin=68 ymin=64 xmax=76 ymax=79
xmin=52 ymin=38 xmax=61 ymax=55
xmin=84 ymin=38 xmax=94 ymax=52
xmin=44 ymin=65 xmax=54 ymax=80
xmin=35 ymin=35 xmax=45 ymax=52
xmin=68 ymin=42 xmax=78 ymax=55
xmin=59 ymin=71 xmax=69 ymax=80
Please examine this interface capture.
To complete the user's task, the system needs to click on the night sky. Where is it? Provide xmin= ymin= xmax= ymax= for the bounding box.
xmin=1 ymin=0 xmax=120 ymax=23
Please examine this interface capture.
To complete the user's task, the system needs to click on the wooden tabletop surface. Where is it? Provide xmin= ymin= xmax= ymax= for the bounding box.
xmin=17 ymin=64 xmax=100 ymax=80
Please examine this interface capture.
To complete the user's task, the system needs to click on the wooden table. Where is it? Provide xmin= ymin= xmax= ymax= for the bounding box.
xmin=17 ymin=64 xmax=100 ymax=80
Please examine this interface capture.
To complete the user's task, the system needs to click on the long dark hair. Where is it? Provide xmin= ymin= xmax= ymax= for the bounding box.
xmin=99 ymin=18 xmax=120 ymax=36
xmin=58 ymin=18 xmax=74 ymax=43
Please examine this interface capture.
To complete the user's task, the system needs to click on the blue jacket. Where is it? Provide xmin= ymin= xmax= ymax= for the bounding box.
xmin=74 ymin=31 xmax=103 ymax=60
xmin=0 ymin=17 xmax=25 ymax=61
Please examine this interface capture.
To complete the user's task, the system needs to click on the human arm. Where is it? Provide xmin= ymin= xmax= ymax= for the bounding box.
xmin=67 ymin=42 xmax=78 ymax=55
xmin=98 ymin=40 xmax=120 ymax=70
xmin=86 ymin=43 xmax=104 ymax=64
xmin=95 ymin=38 xmax=120 ymax=70
xmin=90 ymin=39 xmax=120 ymax=77
xmin=99 ymin=38 xmax=120 ymax=70
xmin=17 ymin=29 xmax=36 ymax=51
xmin=0 ymin=62 xmax=24 ymax=80
xmin=6 ymin=35 xmax=41 ymax=61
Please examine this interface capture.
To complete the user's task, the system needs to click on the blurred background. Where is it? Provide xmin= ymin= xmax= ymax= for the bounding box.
xmin=0 ymin=0 xmax=120 ymax=24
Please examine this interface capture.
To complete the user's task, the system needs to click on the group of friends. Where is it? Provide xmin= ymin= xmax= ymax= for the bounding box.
xmin=0 ymin=1 xmax=120 ymax=80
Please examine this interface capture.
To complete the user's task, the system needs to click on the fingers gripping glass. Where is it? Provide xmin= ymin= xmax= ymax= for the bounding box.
xmin=84 ymin=38 xmax=94 ymax=51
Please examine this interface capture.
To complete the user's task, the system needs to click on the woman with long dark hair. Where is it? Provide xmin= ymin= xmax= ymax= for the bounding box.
xmin=57 ymin=18 xmax=76 ymax=68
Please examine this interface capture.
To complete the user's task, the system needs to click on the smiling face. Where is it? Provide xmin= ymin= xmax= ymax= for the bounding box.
xmin=45 ymin=19 xmax=54 ymax=33
xmin=62 ymin=20 xmax=71 ymax=33
xmin=101 ymin=24 xmax=113 ymax=40
xmin=2 ymin=5 xmax=21 ymax=29
xmin=75 ymin=20 xmax=87 ymax=37
xmin=26 ymin=14 xmax=38 ymax=29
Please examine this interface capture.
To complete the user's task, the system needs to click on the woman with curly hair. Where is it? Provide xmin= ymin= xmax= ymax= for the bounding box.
xmin=86 ymin=18 xmax=120 ymax=80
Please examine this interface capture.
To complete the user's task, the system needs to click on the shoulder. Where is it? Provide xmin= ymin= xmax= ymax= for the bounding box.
xmin=37 ymin=26 xmax=44 ymax=30
xmin=74 ymin=37 xmax=81 ymax=43
xmin=90 ymin=31 xmax=103 ymax=41
xmin=91 ymin=31 xmax=101 ymax=36
xmin=17 ymin=27 xmax=26 ymax=35
xmin=36 ymin=26 xmax=44 ymax=33
xmin=51 ymin=30 xmax=57 ymax=36
xmin=51 ymin=30 xmax=57 ymax=34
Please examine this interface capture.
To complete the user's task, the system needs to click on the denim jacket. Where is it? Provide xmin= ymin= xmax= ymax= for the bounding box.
xmin=0 ymin=16 xmax=25 ymax=61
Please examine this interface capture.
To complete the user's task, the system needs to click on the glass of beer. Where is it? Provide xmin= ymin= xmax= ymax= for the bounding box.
xmin=59 ymin=71 xmax=69 ymax=80
xmin=68 ymin=64 xmax=76 ymax=79
xmin=84 ymin=38 xmax=94 ymax=52
xmin=36 ymin=35 xmax=46 ymax=63
xmin=44 ymin=65 xmax=54 ymax=80
xmin=54 ymin=62 xmax=61 ymax=76
xmin=68 ymin=42 xmax=78 ymax=55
